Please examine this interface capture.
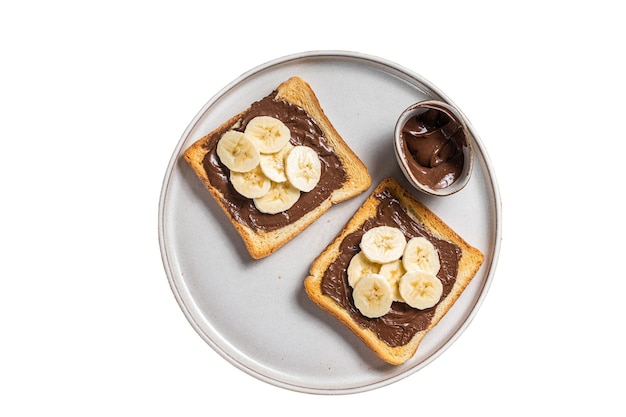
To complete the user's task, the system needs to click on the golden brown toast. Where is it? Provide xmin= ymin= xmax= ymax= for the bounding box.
xmin=304 ymin=177 xmax=484 ymax=365
xmin=183 ymin=76 xmax=371 ymax=259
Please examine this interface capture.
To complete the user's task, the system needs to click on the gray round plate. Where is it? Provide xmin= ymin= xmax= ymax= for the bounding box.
xmin=159 ymin=50 xmax=501 ymax=394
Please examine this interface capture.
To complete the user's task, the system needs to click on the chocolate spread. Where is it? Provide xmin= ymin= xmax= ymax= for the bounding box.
xmin=202 ymin=92 xmax=347 ymax=231
xmin=320 ymin=188 xmax=461 ymax=347
xmin=400 ymin=107 xmax=466 ymax=190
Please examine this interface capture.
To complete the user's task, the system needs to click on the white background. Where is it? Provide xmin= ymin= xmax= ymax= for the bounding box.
xmin=2 ymin=1 xmax=624 ymax=415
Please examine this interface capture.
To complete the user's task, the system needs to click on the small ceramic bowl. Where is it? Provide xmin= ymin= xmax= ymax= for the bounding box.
xmin=393 ymin=100 xmax=474 ymax=197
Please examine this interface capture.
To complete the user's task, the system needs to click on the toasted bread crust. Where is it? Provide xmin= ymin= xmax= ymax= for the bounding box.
xmin=183 ymin=76 xmax=371 ymax=259
xmin=304 ymin=177 xmax=484 ymax=365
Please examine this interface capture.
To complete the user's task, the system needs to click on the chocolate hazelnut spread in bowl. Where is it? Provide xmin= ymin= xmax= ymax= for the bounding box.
xmin=394 ymin=100 xmax=474 ymax=196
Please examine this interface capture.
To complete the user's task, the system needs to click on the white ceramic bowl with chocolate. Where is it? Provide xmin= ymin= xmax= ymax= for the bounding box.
xmin=394 ymin=100 xmax=474 ymax=196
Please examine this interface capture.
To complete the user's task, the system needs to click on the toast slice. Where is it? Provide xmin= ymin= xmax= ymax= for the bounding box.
xmin=304 ymin=177 xmax=484 ymax=365
xmin=183 ymin=76 xmax=371 ymax=259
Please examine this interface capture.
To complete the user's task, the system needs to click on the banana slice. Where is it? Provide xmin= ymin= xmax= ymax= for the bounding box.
xmin=216 ymin=130 xmax=260 ymax=173
xmin=347 ymin=251 xmax=381 ymax=288
xmin=244 ymin=116 xmax=291 ymax=154
xmin=352 ymin=273 xmax=393 ymax=318
xmin=360 ymin=226 xmax=407 ymax=264
xmin=402 ymin=236 xmax=441 ymax=275
xmin=379 ymin=259 xmax=406 ymax=302
xmin=399 ymin=270 xmax=443 ymax=310
xmin=253 ymin=181 xmax=300 ymax=214
xmin=284 ymin=145 xmax=322 ymax=192
xmin=259 ymin=142 xmax=294 ymax=183
xmin=229 ymin=165 xmax=271 ymax=199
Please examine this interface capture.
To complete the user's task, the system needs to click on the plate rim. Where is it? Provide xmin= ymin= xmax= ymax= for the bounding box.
xmin=158 ymin=49 xmax=502 ymax=395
